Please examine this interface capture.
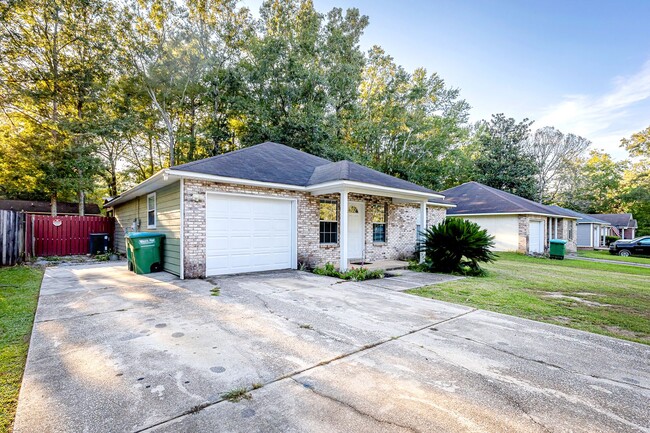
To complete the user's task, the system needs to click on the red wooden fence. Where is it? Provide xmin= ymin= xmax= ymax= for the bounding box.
xmin=25 ymin=214 xmax=115 ymax=257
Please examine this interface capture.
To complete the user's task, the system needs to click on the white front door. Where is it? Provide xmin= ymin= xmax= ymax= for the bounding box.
xmin=347 ymin=201 xmax=365 ymax=259
xmin=593 ymin=226 xmax=600 ymax=248
xmin=528 ymin=221 xmax=544 ymax=254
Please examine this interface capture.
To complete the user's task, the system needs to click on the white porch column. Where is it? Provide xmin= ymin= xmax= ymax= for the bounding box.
xmin=340 ymin=190 xmax=349 ymax=272
xmin=554 ymin=218 xmax=558 ymax=239
xmin=420 ymin=200 xmax=427 ymax=263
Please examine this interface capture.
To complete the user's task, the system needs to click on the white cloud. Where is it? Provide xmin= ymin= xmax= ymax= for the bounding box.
xmin=536 ymin=60 xmax=650 ymax=160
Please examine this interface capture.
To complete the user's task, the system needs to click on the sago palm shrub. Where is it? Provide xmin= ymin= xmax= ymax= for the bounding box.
xmin=417 ymin=218 xmax=497 ymax=276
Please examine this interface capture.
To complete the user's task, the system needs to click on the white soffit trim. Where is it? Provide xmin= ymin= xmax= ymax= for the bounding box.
xmin=168 ymin=170 xmax=444 ymax=200
xmin=104 ymin=170 xmax=179 ymax=208
xmin=449 ymin=212 xmax=579 ymax=219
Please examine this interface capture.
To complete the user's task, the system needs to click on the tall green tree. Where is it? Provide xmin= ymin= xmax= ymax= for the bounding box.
xmin=621 ymin=127 xmax=650 ymax=235
xmin=0 ymin=0 xmax=113 ymax=213
xmin=473 ymin=114 xmax=539 ymax=200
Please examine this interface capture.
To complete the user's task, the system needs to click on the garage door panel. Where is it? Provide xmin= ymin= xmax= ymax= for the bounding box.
xmin=206 ymin=194 xmax=295 ymax=276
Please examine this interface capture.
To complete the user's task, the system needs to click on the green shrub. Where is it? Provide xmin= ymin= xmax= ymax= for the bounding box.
xmin=605 ymin=235 xmax=620 ymax=246
xmin=312 ymin=263 xmax=384 ymax=281
xmin=417 ymin=218 xmax=497 ymax=276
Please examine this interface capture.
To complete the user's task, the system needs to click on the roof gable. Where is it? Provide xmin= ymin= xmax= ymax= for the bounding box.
xmin=442 ymin=182 xmax=576 ymax=218
xmin=546 ymin=205 xmax=610 ymax=224
xmin=171 ymin=141 xmax=437 ymax=194
xmin=307 ymin=160 xmax=435 ymax=194
xmin=589 ymin=213 xmax=634 ymax=228
xmin=173 ymin=142 xmax=331 ymax=186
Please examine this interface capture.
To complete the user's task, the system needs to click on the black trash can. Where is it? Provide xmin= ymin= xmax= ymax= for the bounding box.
xmin=89 ymin=233 xmax=110 ymax=255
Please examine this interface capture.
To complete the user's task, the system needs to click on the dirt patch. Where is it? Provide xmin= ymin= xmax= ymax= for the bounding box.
xmin=543 ymin=292 xmax=611 ymax=307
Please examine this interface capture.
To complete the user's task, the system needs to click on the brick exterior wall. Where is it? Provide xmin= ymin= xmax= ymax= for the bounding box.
xmin=556 ymin=218 xmax=578 ymax=253
xmin=182 ymin=179 xmax=446 ymax=277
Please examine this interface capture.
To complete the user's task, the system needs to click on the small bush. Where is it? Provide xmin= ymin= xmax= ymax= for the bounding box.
xmin=605 ymin=235 xmax=620 ymax=246
xmin=312 ymin=263 xmax=384 ymax=281
xmin=417 ymin=218 xmax=497 ymax=276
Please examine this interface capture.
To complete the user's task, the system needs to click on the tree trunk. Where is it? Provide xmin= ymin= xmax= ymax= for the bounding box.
xmin=78 ymin=190 xmax=85 ymax=216
xmin=51 ymin=195 xmax=58 ymax=216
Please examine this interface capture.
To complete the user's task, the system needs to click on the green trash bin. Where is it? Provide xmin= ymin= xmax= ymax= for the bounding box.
xmin=125 ymin=232 xmax=165 ymax=274
xmin=549 ymin=239 xmax=567 ymax=260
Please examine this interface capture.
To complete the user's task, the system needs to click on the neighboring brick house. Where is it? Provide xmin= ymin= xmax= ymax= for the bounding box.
xmin=105 ymin=142 xmax=452 ymax=278
xmin=442 ymin=182 xmax=579 ymax=255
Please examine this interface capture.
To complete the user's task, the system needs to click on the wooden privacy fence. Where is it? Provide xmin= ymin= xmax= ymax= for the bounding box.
xmin=1 ymin=210 xmax=24 ymax=266
xmin=25 ymin=214 xmax=115 ymax=257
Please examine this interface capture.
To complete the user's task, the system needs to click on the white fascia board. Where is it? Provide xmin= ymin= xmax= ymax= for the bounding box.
xmin=167 ymin=170 xmax=304 ymax=191
xmin=427 ymin=202 xmax=456 ymax=208
xmin=449 ymin=212 xmax=579 ymax=219
xmin=307 ymin=180 xmax=444 ymax=200
xmin=104 ymin=170 xmax=177 ymax=208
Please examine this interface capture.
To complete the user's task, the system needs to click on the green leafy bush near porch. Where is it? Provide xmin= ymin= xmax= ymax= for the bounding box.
xmin=417 ymin=218 xmax=497 ymax=276
xmin=605 ymin=235 xmax=620 ymax=246
xmin=313 ymin=263 xmax=384 ymax=281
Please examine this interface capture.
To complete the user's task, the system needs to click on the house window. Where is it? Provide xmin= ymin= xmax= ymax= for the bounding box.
xmin=371 ymin=204 xmax=387 ymax=243
xmin=147 ymin=192 xmax=156 ymax=228
xmin=568 ymin=226 xmax=573 ymax=241
xmin=319 ymin=200 xmax=337 ymax=244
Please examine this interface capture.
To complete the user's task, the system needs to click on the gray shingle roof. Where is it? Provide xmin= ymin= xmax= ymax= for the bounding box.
xmin=442 ymin=182 xmax=577 ymax=218
xmin=546 ymin=206 xmax=610 ymax=225
xmin=307 ymin=160 xmax=435 ymax=194
xmin=172 ymin=142 xmax=438 ymax=195
xmin=587 ymin=213 xmax=635 ymax=228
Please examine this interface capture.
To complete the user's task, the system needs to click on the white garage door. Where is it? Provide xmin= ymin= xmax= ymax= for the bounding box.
xmin=528 ymin=221 xmax=544 ymax=254
xmin=206 ymin=194 xmax=295 ymax=276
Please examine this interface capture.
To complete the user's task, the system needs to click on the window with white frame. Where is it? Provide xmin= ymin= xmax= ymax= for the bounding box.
xmin=319 ymin=200 xmax=338 ymax=244
xmin=371 ymin=204 xmax=387 ymax=243
xmin=147 ymin=192 xmax=157 ymax=228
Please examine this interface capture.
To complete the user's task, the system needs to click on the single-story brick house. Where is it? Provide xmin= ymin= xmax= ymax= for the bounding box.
xmin=441 ymin=182 xmax=579 ymax=254
xmin=104 ymin=142 xmax=453 ymax=278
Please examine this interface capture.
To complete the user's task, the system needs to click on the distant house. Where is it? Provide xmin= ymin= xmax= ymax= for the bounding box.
xmin=441 ymin=182 xmax=579 ymax=254
xmin=0 ymin=199 xmax=101 ymax=216
xmin=589 ymin=213 xmax=637 ymax=240
xmin=546 ymin=206 xmax=611 ymax=248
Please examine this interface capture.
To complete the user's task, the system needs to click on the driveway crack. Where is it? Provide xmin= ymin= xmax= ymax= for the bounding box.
xmin=435 ymin=330 xmax=650 ymax=391
xmin=404 ymin=340 xmax=552 ymax=433
xmin=290 ymin=377 xmax=420 ymax=432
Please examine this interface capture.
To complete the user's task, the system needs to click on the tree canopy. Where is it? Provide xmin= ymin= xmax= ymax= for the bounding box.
xmin=0 ymin=0 xmax=646 ymax=232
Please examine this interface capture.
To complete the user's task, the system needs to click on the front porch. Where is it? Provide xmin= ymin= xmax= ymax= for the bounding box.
xmin=348 ymin=259 xmax=410 ymax=271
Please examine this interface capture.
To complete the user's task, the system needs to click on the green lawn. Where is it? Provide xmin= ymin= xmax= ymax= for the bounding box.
xmin=407 ymin=253 xmax=650 ymax=345
xmin=0 ymin=266 xmax=43 ymax=433
xmin=578 ymin=249 xmax=650 ymax=264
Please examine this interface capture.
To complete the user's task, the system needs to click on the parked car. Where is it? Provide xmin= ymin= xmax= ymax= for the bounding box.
xmin=609 ymin=236 xmax=650 ymax=257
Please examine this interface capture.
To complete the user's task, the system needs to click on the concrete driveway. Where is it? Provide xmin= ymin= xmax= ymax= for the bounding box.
xmin=14 ymin=264 xmax=650 ymax=433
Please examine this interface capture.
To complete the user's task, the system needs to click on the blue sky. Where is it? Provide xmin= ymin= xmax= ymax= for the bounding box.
xmin=243 ymin=0 xmax=650 ymax=159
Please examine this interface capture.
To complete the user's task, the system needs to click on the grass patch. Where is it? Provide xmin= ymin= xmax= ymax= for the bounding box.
xmin=0 ymin=266 xmax=44 ymax=433
xmin=210 ymin=287 xmax=221 ymax=296
xmin=578 ymin=249 xmax=650 ymax=264
xmin=313 ymin=263 xmax=384 ymax=281
xmin=221 ymin=387 xmax=252 ymax=402
xmin=407 ymin=253 xmax=650 ymax=345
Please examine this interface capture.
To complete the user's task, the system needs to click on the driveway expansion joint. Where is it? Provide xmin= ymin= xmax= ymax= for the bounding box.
xmin=135 ymin=309 xmax=478 ymax=432
xmin=35 ymin=307 xmax=134 ymax=323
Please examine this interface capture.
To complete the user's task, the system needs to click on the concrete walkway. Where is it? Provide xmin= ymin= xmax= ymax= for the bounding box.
xmin=571 ymin=255 xmax=650 ymax=268
xmin=14 ymin=264 xmax=650 ymax=433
